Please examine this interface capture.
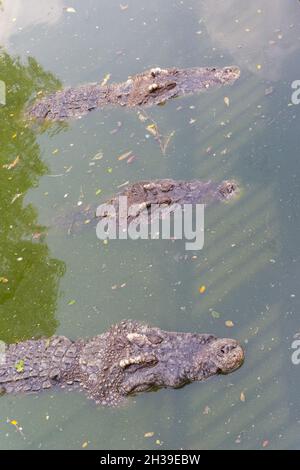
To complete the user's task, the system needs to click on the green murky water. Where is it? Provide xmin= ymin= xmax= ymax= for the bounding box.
xmin=0 ymin=0 xmax=300 ymax=450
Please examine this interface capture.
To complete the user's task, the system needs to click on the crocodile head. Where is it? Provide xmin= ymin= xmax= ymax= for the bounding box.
xmin=118 ymin=329 xmax=244 ymax=397
xmin=79 ymin=321 xmax=244 ymax=406
xmin=161 ymin=65 xmax=241 ymax=97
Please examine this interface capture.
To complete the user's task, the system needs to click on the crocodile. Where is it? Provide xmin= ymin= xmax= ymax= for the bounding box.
xmin=102 ymin=178 xmax=239 ymax=218
xmin=27 ymin=65 xmax=240 ymax=120
xmin=62 ymin=178 xmax=239 ymax=234
xmin=0 ymin=320 xmax=244 ymax=406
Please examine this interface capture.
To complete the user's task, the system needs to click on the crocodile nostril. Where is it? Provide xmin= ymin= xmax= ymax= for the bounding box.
xmin=220 ymin=344 xmax=236 ymax=355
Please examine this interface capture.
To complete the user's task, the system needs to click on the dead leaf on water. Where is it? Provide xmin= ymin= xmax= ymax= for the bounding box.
xmin=146 ymin=123 xmax=158 ymax=137
xmin=3 ymin=155 xmax=20 ymax=170
xmin=126 ymin=155 xmax=137 ymax=164
xmin=224 ymin=96 xmax=230 ymax=107
xmin=118 ymin=151 xmax=132 ymax=161
xmin=203 ymin=406 xmax=211 ymax=415
xmin=11 ymin=193 xmax=22 ymax=204
xmin=101 ymin=74 xmax=111 ymax=87
xmin=198 ymin=285 xmax=206 ymax=294
xmin=211 ymin=310 xmax=221 ymax=319
xmin=92 ymin=152 xmax=103 ymax=161
xmin=64 ymin=7 xmax=76 ymax=13
xmin=161 ymin=131 xmax=175 ymax=155
xmin=138 ymin=112 xmax=147 ymax=122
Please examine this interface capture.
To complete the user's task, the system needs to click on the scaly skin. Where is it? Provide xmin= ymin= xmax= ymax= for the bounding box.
xmin=0 ymin=321 xmax=244 ymax=406
xmin=27 ymin=66 xmax=240 ymax=120
xmin=61 ymin=179 xmax=240 ymax=234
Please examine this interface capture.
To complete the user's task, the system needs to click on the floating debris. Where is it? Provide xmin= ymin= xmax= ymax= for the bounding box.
xmin=3 ymin=155 xmax=20 ymax=170
xmin=199 ymin=285 xmax=206 ymax=294
xmin=64 ymin=7 xmax=77 ymax=13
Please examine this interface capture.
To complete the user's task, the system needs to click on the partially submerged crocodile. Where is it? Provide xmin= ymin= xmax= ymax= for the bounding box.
xmin=63 ymin=178 xmax=239 ymax=233
xmin=0 ymin=320 xmax=244 ymax=406
xmin=103 ymin=178 xmax=239 ymax=217
xmin=27 ymin=65 xmax=240 ymax=120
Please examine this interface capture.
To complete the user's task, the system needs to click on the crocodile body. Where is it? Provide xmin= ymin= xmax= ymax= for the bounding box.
xmin=62 ymin=179 xmax=239 ymax=234
xmin=103 ymin=178 xmax=239 ymax=216
xmin=0 ymin=320 xmax=244 ymax=406
xmin=27 ymin=66 xmax=240 ymax=120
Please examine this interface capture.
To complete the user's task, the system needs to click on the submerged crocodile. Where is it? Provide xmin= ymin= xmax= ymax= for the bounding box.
xmin=27 ymin=65 xmax=240 ymax=120
xmin=63 ymin=178 xmax=239 ymax=233
xmin=0 ymin=320 xmax=244 ymax=406
xmin=103 ymin=178 xmax=239 ymax=217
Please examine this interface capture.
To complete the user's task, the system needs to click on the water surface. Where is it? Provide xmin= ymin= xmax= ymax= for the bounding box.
xmin=0 ymin=0 xmax=300 ymax=450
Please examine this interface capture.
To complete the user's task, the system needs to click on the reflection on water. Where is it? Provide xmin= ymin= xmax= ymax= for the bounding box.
xmin=0 ymin=0 xmax=299 ymax=450
xmin=0 ymin=0 xmax=63 ymax=46
xmin=201 ymin=0 xmax=300 ymax=80
xmin=0 ymin=50 xmax=65 ymax=342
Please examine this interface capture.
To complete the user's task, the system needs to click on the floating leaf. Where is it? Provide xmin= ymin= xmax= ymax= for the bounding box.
xmin=198 ymin=285 xmax=206 ymax=294
xmin=203 ymin=406 xmax=211 ymax=415
xmin=101 ymin=74 xmax=111 ymax=87
xmin=240 ymin=391 xmax=246 ymax=402
xmin=3 ymin=155 xmax=20 ymax=170
xmin=161 ymin=131 xmax=175 ymax=155
xmin=144 ymin=432 xmax=155 ymax=438
xmin=225 ymin=320 xmax=234 ymax=328
xmin=68 ymin=299 xmax=76 ymax=306
xmin=65 ymin=7 xmax=76 ymax=13
xmin=126 ymin=155 xmax=136 ymax=164
xmin=138 ymin=113 xmax=147 ymax=122
xmin=10 ymin=420 xmax=18 ymax=426
xmin=118 ymin=151 xmax=132 ymax=161
xmin=11 ymin=193 xmax=22 ymax=204
xmin=146 ymin=123 xmax=158 ymax=137
xmin=0 ymin=277 xmax=8 ymax=284
xmin=224 ymin=96 xmax=230 ymax=107
xmin=95 ymin=189 xmax=102 ymax=196
xmin=211 ymin=310 xmax=221 ymax=319
xmin=82 ymin=441 xmax=89 ymax=449
xmin=92 ymin=152 xmax=103 ymax=161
